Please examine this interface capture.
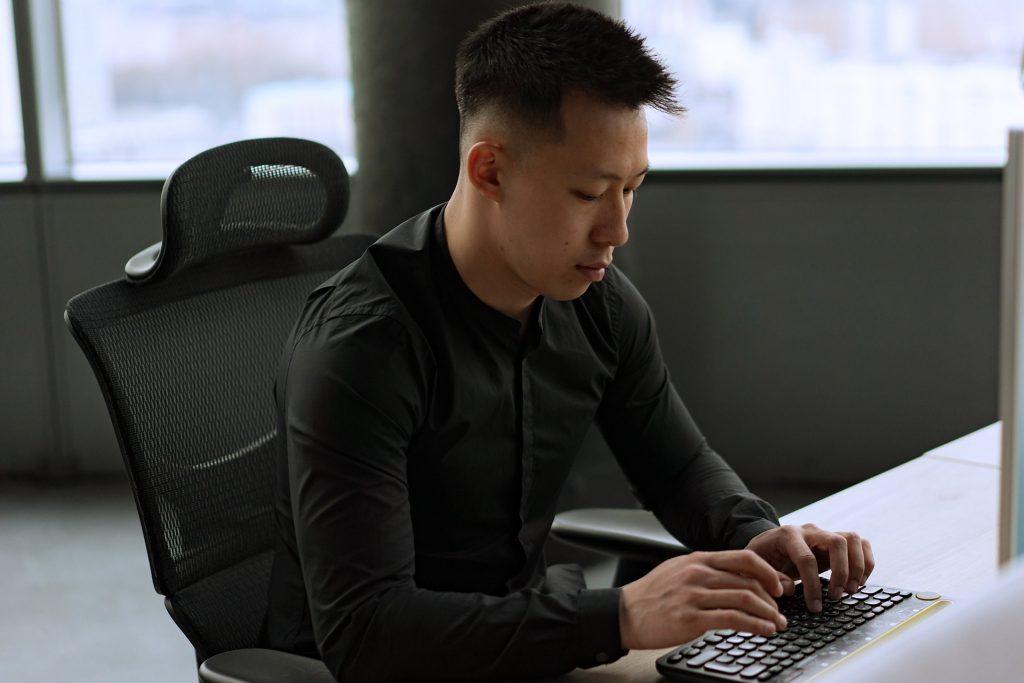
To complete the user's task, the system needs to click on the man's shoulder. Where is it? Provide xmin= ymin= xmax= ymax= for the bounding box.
xmin=299 ymin=207 xmax=440 ymax=331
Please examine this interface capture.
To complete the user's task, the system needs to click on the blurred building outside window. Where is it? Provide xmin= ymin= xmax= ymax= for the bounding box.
xmin=625 ymin=0 xmax=1024 ymax=169
xmin=0 ymin=0 xmax=25 ymax=181
xmin=59 ymin=0 xmax=354 ymax=179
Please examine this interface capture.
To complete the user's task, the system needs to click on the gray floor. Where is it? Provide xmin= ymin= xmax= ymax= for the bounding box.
xmin=0 ymin=479 xmax=196 ymax=683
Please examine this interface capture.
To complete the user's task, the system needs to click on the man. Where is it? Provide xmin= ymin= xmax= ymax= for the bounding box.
xmin=262 ymin=3 xmax=874 ymax=681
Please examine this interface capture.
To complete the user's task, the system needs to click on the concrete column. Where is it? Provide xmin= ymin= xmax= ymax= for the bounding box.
xmin=345 ymin=0 xmax=618 ymax=234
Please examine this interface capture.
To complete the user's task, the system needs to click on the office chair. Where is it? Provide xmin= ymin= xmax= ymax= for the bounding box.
xmin=64 ymin=136 xmax=683 ymax=682
xmin=65 ymin=137 xmax=371 ymax=682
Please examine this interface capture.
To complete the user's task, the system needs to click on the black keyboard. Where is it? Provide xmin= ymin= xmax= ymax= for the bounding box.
xmin=656 ymin=577 xmax=948 ymax=682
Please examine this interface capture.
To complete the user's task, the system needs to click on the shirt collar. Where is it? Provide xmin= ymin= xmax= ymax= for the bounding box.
xmin=430 ymin=205 xmax=548 ymax=348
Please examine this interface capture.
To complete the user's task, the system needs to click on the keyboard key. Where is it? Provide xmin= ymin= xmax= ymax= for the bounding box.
xmin=758 ymin=674 xmax=773 ymax=681
xmin=749 ymin=651 xmax=767 ymax=660
xmin=728 ymin=636 xmax=746 ymax=644
xmin=737 ymin=657 xmax=756 ymax=665
xmin=769 ymin=665 xmax=784 ymax=673
xmin=717 ymin=629 xmax=737 ymax=636
xmin=705 ymin=662 xmax=744 ymax=675
xmin=751 ymin=636 xmax=769 ymax=644
xmin=728 ymin=648 xmax=746 ymax=657
xmin=686 ymin=649 xmax=720 ymax=667
xmin=717 ymin=656 xmax=736 ymax=664
xmin=667 ymin=653 xmax=684 ymax=664
xmin=761 ymin=657 xmax=780 ymax=666
xmin=862 ymin=586 xmax=883 ymax=595
xmin=852 ymin=593 xmax=870 ymax=600
xmin=704 ymin=634 xmax=723 ymax=644
xmin=740 ymin=663 xmax=769 ymax=678
xmin=738 ymin=631 xmax=754 ymax=638
xmin=682 ymin=647 xmax=701 ymax=657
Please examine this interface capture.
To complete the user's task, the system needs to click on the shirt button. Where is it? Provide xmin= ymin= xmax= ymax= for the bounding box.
xmin=595 ymin=652 xmax=609 ymax=663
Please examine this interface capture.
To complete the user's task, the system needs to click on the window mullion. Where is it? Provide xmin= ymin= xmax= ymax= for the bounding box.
xmin=13 ymin=0 xmax=72 ymax=181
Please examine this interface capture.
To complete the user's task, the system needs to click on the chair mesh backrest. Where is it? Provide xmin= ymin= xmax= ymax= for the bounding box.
xmin=64 ymin=138 xmax=375 ymax=658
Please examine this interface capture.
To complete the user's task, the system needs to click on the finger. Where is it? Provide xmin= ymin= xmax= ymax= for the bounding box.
xmin=707 ymin=550 xmax=784 ymax=597
xmin=822 ymin=533 xmax=850 ymax=600
xmin=699 ymin=606 xmax=786 ymax=636
xmin=777 ymin=571 xmax=796 ymax=596
xmin=843 ymin=533 xmax=866 ymax=593
xmin=701 ymin=569 xmax=779 ymax=606
xmin=788 ymin=527 xmax=824 ymax=611
xmin=692 ymin=593 xmax=786 ymax=634
xmin=861 ymin=538 xmax=876 ymax=584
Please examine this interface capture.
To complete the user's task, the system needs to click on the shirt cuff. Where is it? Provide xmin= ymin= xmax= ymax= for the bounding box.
xmin=575 ymin=588 xmax=628 ymax=668
xmin=731 ymin=518 xmax=780 ymax=549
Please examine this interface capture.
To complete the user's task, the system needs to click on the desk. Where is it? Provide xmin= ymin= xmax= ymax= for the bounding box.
xmin=528 ymin=423 xmax=1002 ymax=682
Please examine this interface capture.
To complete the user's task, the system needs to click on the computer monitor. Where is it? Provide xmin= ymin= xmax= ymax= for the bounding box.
xmin=999 ymin=128 xmax=1024 ymax=564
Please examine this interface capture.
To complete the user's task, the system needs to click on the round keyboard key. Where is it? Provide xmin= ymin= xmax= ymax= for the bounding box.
xmin=717 ymin=629 xmax=737 ymax=636
xmin=881 ymin=601 xmax=894 ymax=609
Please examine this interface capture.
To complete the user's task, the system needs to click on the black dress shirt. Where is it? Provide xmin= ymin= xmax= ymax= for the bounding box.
xmin=261 ymin=204 xmax=779 ymax=681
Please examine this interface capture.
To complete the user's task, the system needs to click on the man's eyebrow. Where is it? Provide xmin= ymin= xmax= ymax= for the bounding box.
xmin=585 ymin=166 xmax=650 ymax=181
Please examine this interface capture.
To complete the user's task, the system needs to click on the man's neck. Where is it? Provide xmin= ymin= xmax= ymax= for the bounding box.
xmin=443 ymin=188 xmax=537 ymax=326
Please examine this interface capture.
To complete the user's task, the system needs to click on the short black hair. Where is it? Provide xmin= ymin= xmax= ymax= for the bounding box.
xmin=455 ymin=1 xmax=683 ymax=141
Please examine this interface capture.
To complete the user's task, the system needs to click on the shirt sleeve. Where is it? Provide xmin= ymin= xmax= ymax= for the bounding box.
xmin=595 ymin=269 xmax=780 ymax=550
xmin=282 ymin=312 xmax=625 ymax=682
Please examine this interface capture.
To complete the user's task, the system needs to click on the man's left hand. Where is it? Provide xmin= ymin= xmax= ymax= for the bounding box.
xmin=745 ymin=524 xmax=875 ymax=613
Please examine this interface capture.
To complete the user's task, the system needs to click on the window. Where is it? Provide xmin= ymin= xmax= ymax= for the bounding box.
xmin=0 ymin=1 xmax=25 ymax=180
xmin=59 ymin=0 xmax=354 ymax=179
xmin=625 ymin=0 xmax=1024 ymax=169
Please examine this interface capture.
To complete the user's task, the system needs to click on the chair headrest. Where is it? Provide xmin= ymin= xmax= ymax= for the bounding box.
xmin=127 ymin=137 xmax=349 ymax=283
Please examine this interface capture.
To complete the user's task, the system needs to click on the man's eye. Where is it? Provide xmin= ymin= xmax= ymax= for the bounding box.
xmin=575 ymin=191 xmax=600 ymax=202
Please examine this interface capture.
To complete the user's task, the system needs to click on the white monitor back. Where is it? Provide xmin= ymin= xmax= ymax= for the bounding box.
xmin=999 ymin=129 xmax=1024 ymax=564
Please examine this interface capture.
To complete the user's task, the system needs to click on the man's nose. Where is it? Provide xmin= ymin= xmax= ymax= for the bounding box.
xmin=595 ymin=195 xmax=630 ymax=247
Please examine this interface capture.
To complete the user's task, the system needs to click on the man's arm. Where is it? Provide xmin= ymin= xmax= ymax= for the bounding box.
xmin=282 ymin=313 xmax=623 ymax=682
xmin=593 ymin=269 xmax=874 ymax=648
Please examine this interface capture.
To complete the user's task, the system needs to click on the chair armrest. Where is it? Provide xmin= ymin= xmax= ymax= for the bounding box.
xmin=199 ymin=649 xmax=335 ymax=683
xmin=550 ymin=508 xmax=690 ymax=564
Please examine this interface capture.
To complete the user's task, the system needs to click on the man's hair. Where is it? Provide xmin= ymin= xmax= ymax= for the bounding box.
xmin=454 ymin=1 xmax=683 ymax=143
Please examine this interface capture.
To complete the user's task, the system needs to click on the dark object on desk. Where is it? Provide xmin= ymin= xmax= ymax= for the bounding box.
xmin=550 ymin=507 xmax=691 ymax=585
xmin=65 ymin=137 xmax=372 ymax=683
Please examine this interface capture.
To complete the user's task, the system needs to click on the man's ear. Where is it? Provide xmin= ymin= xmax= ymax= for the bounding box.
xmin=465 ymin=140 xmax=504 ymax=203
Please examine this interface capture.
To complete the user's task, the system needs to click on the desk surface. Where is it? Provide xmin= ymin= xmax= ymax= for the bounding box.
xmin=524 ymin=423 xmax=1002 ymax=682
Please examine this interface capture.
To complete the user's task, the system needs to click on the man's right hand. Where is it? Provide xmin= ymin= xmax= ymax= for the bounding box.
xmin=618 ymin=550 xmax=788 ymax=650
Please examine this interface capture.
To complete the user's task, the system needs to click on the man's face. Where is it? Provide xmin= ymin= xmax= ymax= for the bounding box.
xmin=494 ymin=91 xmax=649 ymax=303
